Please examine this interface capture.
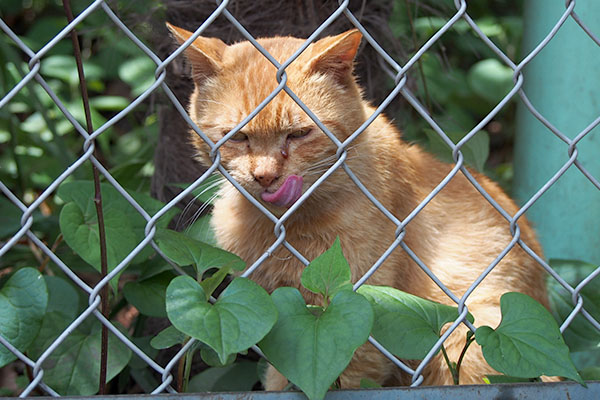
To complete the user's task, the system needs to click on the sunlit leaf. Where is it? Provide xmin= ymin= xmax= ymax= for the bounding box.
xmin=301 ymin=237 xmax=352 ymax=300
xmin=166 ymin=277 xmax=276 ymax=364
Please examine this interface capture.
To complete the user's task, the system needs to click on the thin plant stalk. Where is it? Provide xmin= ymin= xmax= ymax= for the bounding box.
xmin=455 ymin=331 xmax=476 ymax=384
xmin=440 ymin=344 xmax=459 ymax=385
xmin=62 ymin=0 xmax=110 ymax=394
xmin=182 ymin=346 xmax=197 ymax=393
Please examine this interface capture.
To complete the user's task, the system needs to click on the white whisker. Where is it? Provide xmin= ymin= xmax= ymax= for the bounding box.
xmin=176 ymin=176 xmax=225 ymax=230
xmin=184 ymin=191 xmax=219 ymax=230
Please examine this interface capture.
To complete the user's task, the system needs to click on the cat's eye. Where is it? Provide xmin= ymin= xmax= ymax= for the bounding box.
xmin=287 ymin=129 xmax=311 ymax=139
xmin=225 ymin=131 xmax=248 ymax=142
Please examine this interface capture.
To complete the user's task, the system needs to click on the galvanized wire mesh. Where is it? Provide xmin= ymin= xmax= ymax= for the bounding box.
xmin=1 ymin=0 xmax=599 ymax=396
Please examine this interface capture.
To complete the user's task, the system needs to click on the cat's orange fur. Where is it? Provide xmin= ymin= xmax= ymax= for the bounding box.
xmin=167 ymin=24 xmax=549 ymax=387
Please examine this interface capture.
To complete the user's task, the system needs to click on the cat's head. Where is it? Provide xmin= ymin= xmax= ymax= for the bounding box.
xmin=168 ymin=24 xmax=367 ymax=211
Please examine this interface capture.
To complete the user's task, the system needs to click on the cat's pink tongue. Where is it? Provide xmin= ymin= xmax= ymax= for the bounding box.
xmin=261 ymin=175 xmax=303 ymax=208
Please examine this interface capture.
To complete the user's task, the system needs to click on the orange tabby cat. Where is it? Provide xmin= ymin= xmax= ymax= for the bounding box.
xmin=167 ymin=24 xmax=549 ymax=387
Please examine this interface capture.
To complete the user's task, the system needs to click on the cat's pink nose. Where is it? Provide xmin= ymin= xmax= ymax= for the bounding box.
xmin=253 ymin=173 xmax=279 ymax=188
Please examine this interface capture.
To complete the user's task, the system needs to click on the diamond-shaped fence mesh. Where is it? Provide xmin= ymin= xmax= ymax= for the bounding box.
xmin=0 ymin=0 xmax=599 ymax=396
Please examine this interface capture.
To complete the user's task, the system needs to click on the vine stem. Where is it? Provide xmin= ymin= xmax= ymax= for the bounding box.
xmin=440 ymin=344 xmax=459 ymax=385
xmin=177 ymin=337 xmax=192 ymax=392
xmin=441 ymin=330 xmax=476 ymax=385
xmin=177 ymin=350 xmax=185 ymax=392
xmin=62 ymin=0 xmax=110 ymax=394
xmin=182 ymin=345 xmax=196 ymax=393
xmin=455 ymin=331 xmax=476 ymax=384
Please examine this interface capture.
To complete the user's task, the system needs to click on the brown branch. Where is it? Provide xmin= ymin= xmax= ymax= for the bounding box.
xmin=62 ymin=0 xmax=110 ymax=394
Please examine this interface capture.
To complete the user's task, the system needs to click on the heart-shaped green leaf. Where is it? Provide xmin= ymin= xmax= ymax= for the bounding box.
xmin=156 ymin=229 xmax=245 ymax=274
xmin=259 ymin=287 xmax=373 ymax=400
xmin=200 ymin=345 xmax=236 ymax=367
xmin=58 ymin=181 xmax=176 ymax=289
xmin=27 ymin=277 xmax=131 ymax=395
xmin=29 ymin=318 xmax=131 ymax=395
xmin=0 ymin=268 xmax=48 ymax=367
xmin=301 ymin=237 xmax=352 ymax=300
xmin=166 ymin=276 xmax=277 ymax=363
xmin=475 ymin=292 xmax=582 ymax=383
xmin=357 ymin=285 xmax=471 ymax=360
xmin=43 ymin=276 xmax=79 ymax=320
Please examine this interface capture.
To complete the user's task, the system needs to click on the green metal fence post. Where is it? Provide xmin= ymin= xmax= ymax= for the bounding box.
xmin=513 ymin=0 xmax=600 ymax=265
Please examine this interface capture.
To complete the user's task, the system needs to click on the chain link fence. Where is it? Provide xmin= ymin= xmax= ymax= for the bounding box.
xmin=1 ymin=0 xmax=599 ymax=396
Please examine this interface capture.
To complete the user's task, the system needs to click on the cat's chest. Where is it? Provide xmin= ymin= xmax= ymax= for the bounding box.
xmin=210 ymin=191 xmax=407 ymax=296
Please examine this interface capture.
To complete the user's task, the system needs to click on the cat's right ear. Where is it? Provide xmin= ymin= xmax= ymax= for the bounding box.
xmin=166 ymin=23 xmax=226 ymax=81
xmin=308 ymin=29 xmax=362 ymax=83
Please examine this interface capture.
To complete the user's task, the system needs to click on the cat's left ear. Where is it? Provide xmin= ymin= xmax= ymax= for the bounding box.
xmin=308 ymin=29 xmax=362 ymax=82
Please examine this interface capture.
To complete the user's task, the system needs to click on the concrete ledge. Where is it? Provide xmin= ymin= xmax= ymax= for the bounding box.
xmin=20 ymin=381 xmax=600 ymax=400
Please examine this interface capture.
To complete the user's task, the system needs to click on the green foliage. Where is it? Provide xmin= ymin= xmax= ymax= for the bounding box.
xmin=187 ymin=361 xmax=259 ymax=392
xmin=256 ymin=240 xmax=373 ymax=400
xmin=0 ymin=268 xmax=48 ymax=367
xmin=185 ymin=215 xmax=218 ymax=246
xmin=424 ymin=128 xmax=490 ymax=172
xmin=199 ymin=344 xmax=237 ymax=368
xmin=580 ymin=366 xmax=600 ymax=381
xmin=166 ymin=276 xmax=277 ymax=364
xmin=390 ymin=1 xmax=523 ymax=188
xmin=301 ymin=237 xmax=352 ymax=300
xmin=0 ymin=206 xmax=594 ymax=397
xmin=547 ymin=259 xmax=600 ymax=370
xmin=58 ymin=181 xmax=176 ymax=289
xmin=156 ymin=229 xmax=245 ymax=275
xmin=0 ymin=196 xmax=22 ymax=238
xmin=360 ymin=378 xmax=382 ymax=388
xmin=27 ymin=275 xmax=131 ymax=395
xmin=357 ymin=285 xmax=472 ymax=360
xmin=118 ymin=57 xmax=157 ymax=97
xmin=475 ymin=292 xmax=582 ymax=383
xmin=259 ymin=288 xmax=373 ymax=400
xmin=31 ymin=319 xmax=132 ymax=395
xmin=467 ymin=59 xmax=514 ymax=104
xmin=123 ymin=271 xmax=174 ymax=318
xmin=150 ymin=326 xmax=187 ymax=350
xmin=0 ymin=0 xmax=160 ymax=195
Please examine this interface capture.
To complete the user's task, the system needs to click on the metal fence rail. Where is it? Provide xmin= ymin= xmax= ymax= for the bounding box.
xmin=1 ymin=0 xmax=599 ymax=397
